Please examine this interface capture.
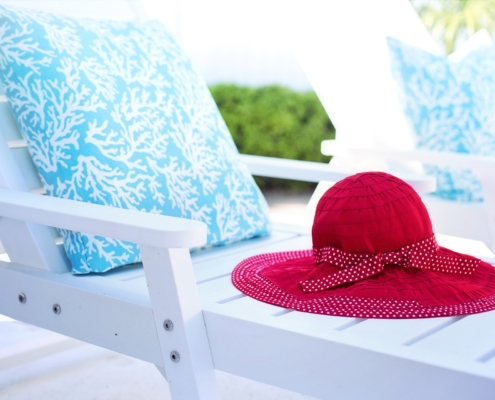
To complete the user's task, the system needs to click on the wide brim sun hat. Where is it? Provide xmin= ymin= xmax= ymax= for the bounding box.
xmin=232 ymin=172 xmax=495 ymax=319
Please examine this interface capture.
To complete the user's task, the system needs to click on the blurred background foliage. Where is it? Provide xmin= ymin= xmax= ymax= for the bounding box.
xmin=410 ymin=0 xmax=495 ymax=54
xmin=211 ymin=0 xmax=495 ymax=192
xmin=210 ymin=84 xmax=334 ymax=191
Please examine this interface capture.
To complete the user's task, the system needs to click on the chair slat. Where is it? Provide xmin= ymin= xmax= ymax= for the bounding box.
xmin=30 ymin=188 xmax=46 ymax=195
xmin=0 ymin=105 xmax=41 ymax=192
xmin=7 ymin=140 xmax=27 ymax=149
xmin=411 ymin=311 xmax=495 ymax=361
xmin=0 ymin=101 xmax=21 ymax=141
xmin=0 ymin=112 xmax=70 ymax=273
xmin=337 ymin=316 xmax=460 ymax=345
xmin=194 ymin=234 xmax=311 ymax=283
xmin=10 ymin=149 xmax=44 ymax=192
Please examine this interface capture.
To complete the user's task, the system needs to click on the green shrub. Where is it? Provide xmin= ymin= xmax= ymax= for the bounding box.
xmin=209 ymin=84 xmax=335 ymax=191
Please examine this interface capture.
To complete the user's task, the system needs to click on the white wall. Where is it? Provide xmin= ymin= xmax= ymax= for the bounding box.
xmin=141 ymin=0 xmax=312 ymax=90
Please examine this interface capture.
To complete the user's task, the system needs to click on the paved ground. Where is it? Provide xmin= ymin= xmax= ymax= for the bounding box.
xmin=0 ymin=192 xmax=316 ymax=400
xmin=0 ymin=321 xmax=316 ymax=400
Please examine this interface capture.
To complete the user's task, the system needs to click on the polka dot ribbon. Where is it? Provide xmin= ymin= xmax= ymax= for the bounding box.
xmin=300 ymin=236 xmax=480 ymax=293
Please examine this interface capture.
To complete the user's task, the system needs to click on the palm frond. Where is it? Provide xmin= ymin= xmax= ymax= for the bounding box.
xmin=411 ymin=0 xmax=495 ymax=54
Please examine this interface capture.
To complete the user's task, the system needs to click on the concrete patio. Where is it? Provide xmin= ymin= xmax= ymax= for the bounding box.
xmin=0 ymin=317 xmax=316 ymax=400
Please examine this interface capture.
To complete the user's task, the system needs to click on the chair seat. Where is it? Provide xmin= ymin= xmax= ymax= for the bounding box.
xmin=2 ymin=223 xmax=495 ymax=399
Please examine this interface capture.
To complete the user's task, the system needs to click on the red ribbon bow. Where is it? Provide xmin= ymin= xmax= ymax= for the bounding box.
xmin=300 ymin=236 xmax=480 ymax=293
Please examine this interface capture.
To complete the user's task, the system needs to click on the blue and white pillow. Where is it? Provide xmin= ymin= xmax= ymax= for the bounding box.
xmin=387 ymin=37 xmax=495 ymax=202
xmin=0 ymin=5 xmax=271 ymax=274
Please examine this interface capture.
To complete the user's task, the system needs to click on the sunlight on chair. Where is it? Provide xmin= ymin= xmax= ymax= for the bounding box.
xmin=437 ymin=234 xmax=495 ymax=263
xmin=0 ymin=313 xmax=13 ymax=322
xmin=0 ymin=240 xmax=9 ymax=262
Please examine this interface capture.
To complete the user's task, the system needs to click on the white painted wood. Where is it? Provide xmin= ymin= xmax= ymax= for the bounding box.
xmin=322 ymin=141 xmax=495 ymax=172
xmin=424 ymin=194 xmax=492 ymax=246
xmin=215 ymin=295 xmax=284 ymax=317
xmin=0 ymin=101 xmax=20 ymax=141
xmin=193 ymin=230 xmax=302 ymax=266
xmin=478 ymin=169 xmax=495 ymax=251
xmin=0 ymin=219 xmax=68 ymax=272
xmin=322 ymin=141 xmax=495 ymax=250
xmin=0 ymin=262 xmax=164 ymax=365
xmin=0 ymin=136 xmax=29 ymax=191
xmin=11 ymin=149 xmax=44 ymax=191
xmin=338 ymin=316 xmax=460 ymax=344
xmin=0 ymin=188 xmax=207 ymax=249
xmin=155 ymin=365 xmax=168 ymax=380
xmin=292 ymin=0 xmax=437 ymax=152
xmin=240 ymin=154 xmax=349 ymax=183
xmin=194 ymin=235 xmax=311 ymax=283
xmin=0 ymin=227 xmax=306 ymax=366
xmin=307 ymin=0 xmax=495 ymax=253
xmin=198 ymin=276 xmax=243 ymax=305
xmin=7 ymin=139 xmax=27 ymax=149
xmin=29 ymin=187 xmax=46 ymax=195
xmin=411 ymin=312 xmax=495 ymax=360
xmin=2 ymin=1 xmax=495 ymax=399
xmin=141 ymin=246 xmax=220 ymax=400
xmin=3 ymin=220 xmax=495 ymax=398
xmin=0 ymin=123 xmax=69 ymax=272
xmin=203 ymin=310 xmax=495 ymax=400
xmin=241 ymin=153 xmax=436 ymax=193
xmin=267 ymin=310 xmax=357 ymax=334
xmin=113 ymin=230 xmax=302 ymax=285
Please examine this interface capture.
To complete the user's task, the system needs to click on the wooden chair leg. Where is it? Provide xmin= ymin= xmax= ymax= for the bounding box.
xmin=141 ymin=246 xmax=220 ymax=400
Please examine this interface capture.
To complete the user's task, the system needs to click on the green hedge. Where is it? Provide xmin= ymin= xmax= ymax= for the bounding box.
xmin=209 ymin=84 xmax=335 ymax=191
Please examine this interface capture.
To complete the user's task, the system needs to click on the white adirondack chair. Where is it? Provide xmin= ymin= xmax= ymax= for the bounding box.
xmin=1 ymin=2 xmax=495 ymax=400
xmin=292 ymin=0 xmax=495 ymax=252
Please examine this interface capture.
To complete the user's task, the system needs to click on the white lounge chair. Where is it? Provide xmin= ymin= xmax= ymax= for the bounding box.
xmin=1 ymin=2 xmax=495 ymax=400
xmin=292 ymin=0 xmax=495 ymax=252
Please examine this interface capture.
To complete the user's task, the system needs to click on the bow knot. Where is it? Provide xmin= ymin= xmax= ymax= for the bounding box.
xmin=381 ymin=250 xmax=408 ymax=267
xmin=300 ymin=236 xmax=479 ymax=293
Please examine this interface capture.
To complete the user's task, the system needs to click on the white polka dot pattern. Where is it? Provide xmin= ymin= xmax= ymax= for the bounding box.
xmin=231 ymin=250 xmax=495 ymax=319
xmin=301 ymin=236 xmax=479 ymax=292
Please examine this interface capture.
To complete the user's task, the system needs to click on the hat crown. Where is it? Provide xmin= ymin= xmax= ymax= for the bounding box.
xmin=312 ymin=172 xmax=433 ymax=253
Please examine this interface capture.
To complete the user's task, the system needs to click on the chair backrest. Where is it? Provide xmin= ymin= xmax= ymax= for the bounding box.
xmin=0 ymin=0 xmax=146 ymax=272
xmin=291 ymin=0 xmax=439 ymax=152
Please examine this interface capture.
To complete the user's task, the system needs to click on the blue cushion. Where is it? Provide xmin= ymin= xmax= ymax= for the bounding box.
xmin=387 ymin=37 xmax=495 ymax=202
xmin=0 ymin=5 xmax=271 ymax=274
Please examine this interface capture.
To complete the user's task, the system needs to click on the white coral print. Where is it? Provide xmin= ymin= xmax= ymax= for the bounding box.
xmin=0 ymin=5 xmax=271 ymax=274
xmin=388 ymin=37 xmax=495 ymax=202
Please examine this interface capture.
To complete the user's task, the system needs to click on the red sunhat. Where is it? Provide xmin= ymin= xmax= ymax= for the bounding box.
xmin=232 ymin=172 xmax=495 ymax=318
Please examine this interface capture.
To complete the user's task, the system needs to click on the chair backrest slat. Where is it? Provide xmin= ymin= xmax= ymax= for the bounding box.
xmin=0 ymin=99 xmax=69 ymax=272
xmin=292 ymin=0 xmax=438 ymax=151
xmin=0 ymin=103 xmax=44 ymax=192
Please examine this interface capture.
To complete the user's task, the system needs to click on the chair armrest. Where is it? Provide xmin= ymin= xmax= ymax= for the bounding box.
xmin=240 ymin=154 xmax=349 ymax=183
xmin=0 ymin=188 xmax=207 ymax=249
xmin=241 ymin=154 xmax=436 ymax=193
xmin=322 ymin=140 xmax=495 ymax=171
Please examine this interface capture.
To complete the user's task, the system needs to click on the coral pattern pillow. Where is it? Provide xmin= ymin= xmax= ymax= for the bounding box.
xmin=0 ymin=5 xmax=271 ymax=274
xmin=387 ymin=37 xmax=495 ymax=202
